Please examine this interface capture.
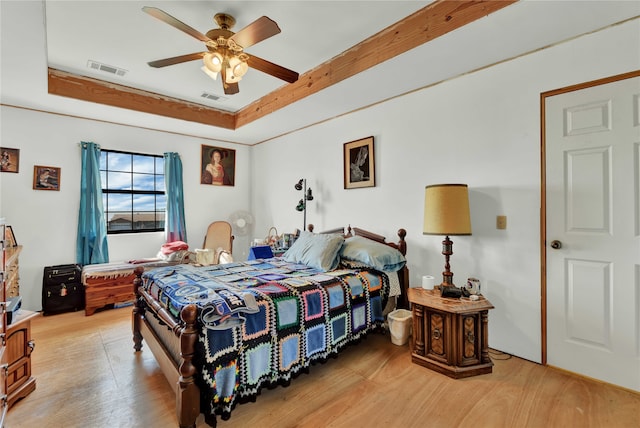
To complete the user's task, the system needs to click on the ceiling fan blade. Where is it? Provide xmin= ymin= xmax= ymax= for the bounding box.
xmin=248 ymin=55 xmax=299 ymax=83
xmin=224 ymin=82 xmax=240 ymax=95
xmin=148 ymin=52 xmax=206 ymax=68
xmin=142 ymin=6 xmax=210 ymax=43
xmin=230 ymin=16 xmax=281 ymax=49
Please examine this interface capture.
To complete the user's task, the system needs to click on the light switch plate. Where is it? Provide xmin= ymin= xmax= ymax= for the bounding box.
xmin=497 ymin=215 xmax=507 ymax=229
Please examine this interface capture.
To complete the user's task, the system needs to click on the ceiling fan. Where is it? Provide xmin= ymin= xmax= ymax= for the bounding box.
xmin=143 ymin=6 xmax=299 ymax=95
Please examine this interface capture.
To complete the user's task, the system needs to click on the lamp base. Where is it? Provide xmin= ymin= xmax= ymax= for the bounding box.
xmin=440 ymin=285 xmax=462 ymax=298
xmin=437 ymin=235 xmax=466 ymax=298
xmin=440 ymin=284 xmax=471 ymax=298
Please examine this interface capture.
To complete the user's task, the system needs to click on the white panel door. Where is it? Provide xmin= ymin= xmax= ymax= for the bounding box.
xmin=545 ymin=75 xmax=640 ymax=391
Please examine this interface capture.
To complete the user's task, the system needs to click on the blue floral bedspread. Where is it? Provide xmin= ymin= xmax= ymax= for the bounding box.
xmin=141 ymin=258 xmax=390 ymax=419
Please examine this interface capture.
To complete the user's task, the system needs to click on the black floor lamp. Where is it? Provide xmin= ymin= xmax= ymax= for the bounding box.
xmin=295 ymin=178 xmax=314 ymax=231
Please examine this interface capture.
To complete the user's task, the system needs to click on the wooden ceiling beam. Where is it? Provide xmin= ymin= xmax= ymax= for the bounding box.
xmin=47 ymin=68 xmax=236 ymax=129
xmin=235 ymin=0 xmax=517 ymax=128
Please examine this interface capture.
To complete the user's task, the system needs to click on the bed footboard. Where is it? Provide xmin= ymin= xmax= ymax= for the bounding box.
xmin=133 ymin=267 xmax=206 ymax=428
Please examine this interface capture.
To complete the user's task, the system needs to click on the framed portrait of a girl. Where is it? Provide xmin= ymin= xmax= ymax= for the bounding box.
xmin=201 ymin=145 xmax=235 ymax=186
xmin=33 ymin=165 xmax=61 ymax=191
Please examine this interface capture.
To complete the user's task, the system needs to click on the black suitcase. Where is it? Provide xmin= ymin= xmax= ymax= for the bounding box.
xmin=42 ymin=264 xmax=84 ymax=315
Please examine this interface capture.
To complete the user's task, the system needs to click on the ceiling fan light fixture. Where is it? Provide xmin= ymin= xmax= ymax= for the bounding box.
xmin=224 ymin=71 xmax=240 ymax=84
xmin=143 ymin=7 xmax=298 ymax=94
xmin=203 ymin=52 xmax=223 ymax=73
xmin=233 ymin=60 xmax=248 ymax=77
xmin=225 ymin=55 xmax=248 ymax=83
xmin=201 ymin=65 xmax=219 ymax=80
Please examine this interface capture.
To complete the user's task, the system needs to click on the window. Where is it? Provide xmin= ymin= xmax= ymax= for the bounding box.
xmin=100 ymin=149 xmax=165 ymax=234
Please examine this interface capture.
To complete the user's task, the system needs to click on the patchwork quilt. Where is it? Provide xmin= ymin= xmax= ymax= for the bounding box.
xmin=141 ymin=258 xmax=390 ymax=419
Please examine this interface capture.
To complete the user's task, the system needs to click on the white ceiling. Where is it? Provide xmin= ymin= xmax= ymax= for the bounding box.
xmin=45 ymin=0 xmax=433 ymax=112
xmin=2 ymin=1 xmax=639 ymax=145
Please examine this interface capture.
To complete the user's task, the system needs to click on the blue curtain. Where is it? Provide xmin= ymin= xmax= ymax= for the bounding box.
xmin=76 ymin=142 xmax=109 ymax=265
xmin=164 ymin=152 xmax=187 ymax=242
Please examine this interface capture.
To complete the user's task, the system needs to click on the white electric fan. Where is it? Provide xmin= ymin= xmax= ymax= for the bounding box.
xmin=229 ymin=210 xmax=254 ymax=236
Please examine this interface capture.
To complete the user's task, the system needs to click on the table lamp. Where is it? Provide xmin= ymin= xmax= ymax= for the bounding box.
xmin=423 ymin=184 xmax=472 ymax=295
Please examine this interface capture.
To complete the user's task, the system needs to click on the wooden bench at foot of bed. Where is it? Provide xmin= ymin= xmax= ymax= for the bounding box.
xmin=84 ymin=274 xmax=136 ymax=316
xmin=83 ymin=260 xmax=177 ymax=316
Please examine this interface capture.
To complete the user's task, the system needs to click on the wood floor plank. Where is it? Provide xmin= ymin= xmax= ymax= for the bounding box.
xmin=5 ymin=307 xmax=639 ymax=427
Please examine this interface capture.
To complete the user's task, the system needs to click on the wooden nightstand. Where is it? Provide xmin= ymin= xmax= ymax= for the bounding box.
xmin=408 ymin=287 xmax=494 ymax=379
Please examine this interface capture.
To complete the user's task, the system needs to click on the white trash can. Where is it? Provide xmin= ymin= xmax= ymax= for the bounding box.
xmin=388 ymin=309 xmax=412 ymax=346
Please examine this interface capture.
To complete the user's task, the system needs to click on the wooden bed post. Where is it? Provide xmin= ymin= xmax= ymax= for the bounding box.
xmin=131 ymin=268 xmax=204 ymax=427
xmin=132 ymin=266 xmax=144 ymax=351
xmin=396 ymin=228 xmax=407 ymax=256
xmin=396 ymin=229 xmax=410 ymax=309
xmin=177 ymin=304 xmax=201 ymax=428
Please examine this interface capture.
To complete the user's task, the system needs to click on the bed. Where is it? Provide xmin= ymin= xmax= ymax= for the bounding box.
xmin=132 ymin=225 xmax=409 ymax=427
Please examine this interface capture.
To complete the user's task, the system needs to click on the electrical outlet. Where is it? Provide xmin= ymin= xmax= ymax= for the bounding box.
xmin=497 ymin=215 xmax=507 ymax=230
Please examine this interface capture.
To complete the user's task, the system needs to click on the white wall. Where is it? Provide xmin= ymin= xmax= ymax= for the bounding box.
xmin=1 ymin=12 xmax=637 ymax=364
xmin=250 ymin=19 xmax=640 ymax=363
xmin=0 ymin=107 xmax=251 ymax=312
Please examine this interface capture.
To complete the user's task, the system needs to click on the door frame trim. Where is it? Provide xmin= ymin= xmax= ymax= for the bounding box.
xmin=539 ymin=69 xmax=640 ymax=365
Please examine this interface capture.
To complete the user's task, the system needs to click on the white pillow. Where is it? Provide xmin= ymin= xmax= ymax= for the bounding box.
xmin=282 ymin=231 xmax=344 ymax=271
xmin=340 ymin=235 xmax=406 ymax=272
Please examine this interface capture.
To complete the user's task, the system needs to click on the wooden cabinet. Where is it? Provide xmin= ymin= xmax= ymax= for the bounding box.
xmin=4 ymin=246 xmax=21 ymax=299
xmin=0 ymin=223 xmax=21 ymax=422
xmin=1 ymin=222 xmax=36 ymax=418
xmin=1 ymin=224 xmax=6 ymax=426
xmin=5 ymin=310 xmax=37 ymax=408
xmin=408 ymin=288 xmax=494 ymax=379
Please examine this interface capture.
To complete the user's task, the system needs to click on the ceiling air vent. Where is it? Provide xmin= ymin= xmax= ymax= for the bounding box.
xmin=201 ymin=92 xmax=227 ymax=102
xmin=87 ymin=60 xmax=127 ymax=77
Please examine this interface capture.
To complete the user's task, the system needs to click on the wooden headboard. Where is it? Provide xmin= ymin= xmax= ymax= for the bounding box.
xmin=308 ymin=224 xmax=410 ymax=309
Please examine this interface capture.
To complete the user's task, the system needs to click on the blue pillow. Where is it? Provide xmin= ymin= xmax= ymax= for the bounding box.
xmin=282 ymin=231 xmax=344 ymax=271
xmin=340 ymin=235 xmax=406 ymax=272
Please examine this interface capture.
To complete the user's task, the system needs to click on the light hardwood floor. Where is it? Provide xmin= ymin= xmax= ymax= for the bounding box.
xmin=5 ymin=307 xmax=639 ymax=428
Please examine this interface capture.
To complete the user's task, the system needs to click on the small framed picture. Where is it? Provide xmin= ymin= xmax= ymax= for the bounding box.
xmin=5 ymin=226 xmax=17 ymax=247
xmin=344 ymin=136 xmax=375 ymax=189
xmin=200 ymin=145 xmax=236 ymax=186
xmin=33 ymin=165 xmax=61 ymax=191
xmin=0 ymin=147 xmax=20 ymax=173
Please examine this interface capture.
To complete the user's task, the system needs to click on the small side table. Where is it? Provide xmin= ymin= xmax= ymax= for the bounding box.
xmin=408 ymin=288 xmax=494 ymax=379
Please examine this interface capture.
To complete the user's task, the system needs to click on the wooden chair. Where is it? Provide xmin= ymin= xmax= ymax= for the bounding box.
xmin=202 ymin=221 xmax=234 ymax=256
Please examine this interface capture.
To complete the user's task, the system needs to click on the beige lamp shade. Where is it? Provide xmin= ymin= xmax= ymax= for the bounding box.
xmin=423 ymin=184 xmax=472 ymax=236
